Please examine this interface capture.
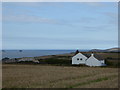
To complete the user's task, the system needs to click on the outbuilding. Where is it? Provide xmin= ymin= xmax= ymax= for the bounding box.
xmin=72 ymin=50 xmax=106 ymax=66
xmin=85 ymin=53 xmax=106 ymax=66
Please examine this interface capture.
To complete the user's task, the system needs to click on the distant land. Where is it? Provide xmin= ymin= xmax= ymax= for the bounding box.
xmin=89 ymin=47 xmax=120 ymax=52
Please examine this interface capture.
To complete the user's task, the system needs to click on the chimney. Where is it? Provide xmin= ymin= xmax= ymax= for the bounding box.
xmin=91 ymin=53 xmax=94 ymax=56
xmin=75 ymin=50 xmax=79 ymax=55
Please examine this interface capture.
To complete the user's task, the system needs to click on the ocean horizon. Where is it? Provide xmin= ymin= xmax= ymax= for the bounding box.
xmin=1 ymin=49 xmax=89 ymax=59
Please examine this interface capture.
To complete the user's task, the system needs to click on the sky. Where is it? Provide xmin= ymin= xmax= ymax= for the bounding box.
xmin=2 ymin=2 xmax=118 ymax=50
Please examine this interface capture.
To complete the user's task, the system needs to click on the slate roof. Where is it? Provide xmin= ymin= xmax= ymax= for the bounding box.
xmin=93 ymin=54 xmax=104 ymax=60
xmin=75 ymin=52 xmax=104 ymax=60
xmin=83 ymin=53 xmax=104 ymax=60
xmin=73 ymin=50 xmax=104 ymax=60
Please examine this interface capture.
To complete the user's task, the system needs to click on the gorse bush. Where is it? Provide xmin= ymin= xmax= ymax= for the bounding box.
xmin=39 ymin=58 xmax=71 ymax=65
xmin=105 ymin=60 xmax=119 ymax=68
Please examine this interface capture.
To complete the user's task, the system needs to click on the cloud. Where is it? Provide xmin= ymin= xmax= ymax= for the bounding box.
xmin=104 ymin=12 xmax=118 ymax=19
xmin=103 ymin=12 xmax=118 ymax=25
xmin=82 ymin=2 xmax=105 ymax=7
xmin=82 ymin=25 xmax=109 ymax=31
xmin=3 ymin=13 xmax=75 ymax=27
xmin=3 ymin=2 xmax=65 ymax=8
xmin=78 ymin=17 xmax=96 ymax=23
xmin=81 ymin=23 xmax=117 ymax=32
xmin=3 ymin=36 xmax=117 ymax=49
xmin=3 ymin=14 xmax=58 ymax=24
xmin=2 ymin=0 xmax=119 ymax=2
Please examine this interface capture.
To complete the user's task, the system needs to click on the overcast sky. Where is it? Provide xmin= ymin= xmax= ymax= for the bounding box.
xmin=2 ymin=2 xmax=118 ymax=50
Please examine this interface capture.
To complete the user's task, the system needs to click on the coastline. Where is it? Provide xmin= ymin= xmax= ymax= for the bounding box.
xmin=1 ymin=50 xmax=78 ymax=59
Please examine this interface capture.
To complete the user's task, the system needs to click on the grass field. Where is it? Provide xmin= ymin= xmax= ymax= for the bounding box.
xmin=2 ymin=64 xmax=118 ymax=88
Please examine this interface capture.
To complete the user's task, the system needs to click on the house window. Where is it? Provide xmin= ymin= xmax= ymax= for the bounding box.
xmin=80 ymin=58 xmax=82 ymax=60
xmin=77 ymin=58 xmax=79 ymax=60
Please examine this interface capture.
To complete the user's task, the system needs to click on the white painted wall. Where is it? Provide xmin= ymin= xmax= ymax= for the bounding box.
xmin=72 ymin=53 xmax=88 ymax=65
xmin=86 ymin=54 xmax=103 ymax=66
xmin=33 ymin=60 xmax=39 ymax=63
xmin=100 ymin=60 xmax=105 ymax=64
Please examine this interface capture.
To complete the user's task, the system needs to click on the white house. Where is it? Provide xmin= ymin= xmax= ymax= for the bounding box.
xmin=72 ymin=51 xmax=106 ymax=66
xmin=85 ymin=54 xmax=106 ymax=66
xmin=72 ymin=53 xmax=88 ymax=65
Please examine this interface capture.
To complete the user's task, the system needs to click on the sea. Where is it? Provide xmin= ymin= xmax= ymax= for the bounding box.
xmin=1 ymin=49 xmax=89 ymax=59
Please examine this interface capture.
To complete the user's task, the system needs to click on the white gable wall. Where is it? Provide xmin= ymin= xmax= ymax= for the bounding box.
xmin=86 ymin=55 xmax=102 ymax=66
xmin=100 ymin=60 xmax=105 ymax=64
xmin=72 ymin=53 xmax=88 ymax=65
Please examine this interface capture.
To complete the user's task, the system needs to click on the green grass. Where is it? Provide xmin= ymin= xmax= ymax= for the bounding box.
xmin=66 ymin=75 xmax=116 ymax=88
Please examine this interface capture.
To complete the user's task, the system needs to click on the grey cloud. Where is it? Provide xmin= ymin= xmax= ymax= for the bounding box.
xmin=104 ymin=12 xmax=117 ymax=19
xmin=82 ymin=25 xmax=110 ymax=31
xmin=3 ymin=36 xmax=117 ymax=45
xmin=81 ymin=2 xmax=105 ymax=7
xmin=75 ymin=17 xmax=96 ymax=24
xmin=3 ymin=14 xmax=75 ymax=27
xmin=103 ymin=12 xmax=118 ymax=25
xmin=3 ymin=15 xmax=57 ymax=24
